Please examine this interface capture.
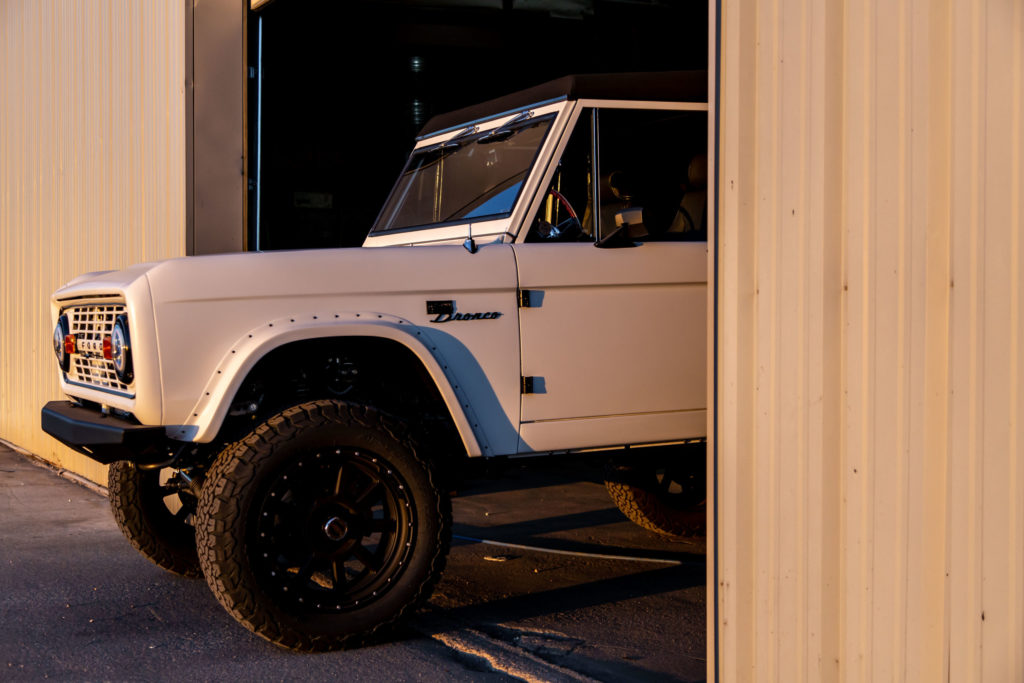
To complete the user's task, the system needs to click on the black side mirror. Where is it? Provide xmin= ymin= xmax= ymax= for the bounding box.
xmin=595 ymin=207 xmax=647 ymax=249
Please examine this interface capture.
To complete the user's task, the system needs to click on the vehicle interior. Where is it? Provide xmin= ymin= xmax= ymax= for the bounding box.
xmin=527 ymin=107 xmax=708 ymax=244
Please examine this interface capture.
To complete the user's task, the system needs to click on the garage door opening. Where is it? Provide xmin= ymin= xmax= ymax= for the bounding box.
xmin=241 ymin=1 xmax=714 ymax=678
xmin=246 ymin=0 xmax=708 ymax=251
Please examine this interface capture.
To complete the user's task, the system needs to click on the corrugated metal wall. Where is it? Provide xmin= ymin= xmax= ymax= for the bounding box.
xmin=715 ymin=0 xmax=1024 ymax=680
xmin=0 ymin=1 xmax=185 ymax=485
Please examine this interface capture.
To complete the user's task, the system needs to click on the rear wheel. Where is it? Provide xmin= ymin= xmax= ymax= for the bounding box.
xmin=195 ymin=400 xmax=450 ymax=651
xmin=108 ymin=461 xmax=202 ymax=578
xmin=605 ymin=446 xmax=706 ymax=538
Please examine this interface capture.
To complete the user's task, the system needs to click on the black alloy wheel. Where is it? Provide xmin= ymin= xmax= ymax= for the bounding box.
xmin=252 ymin=447 xmax=415 ymax=613
xmin=195 ymin=400 xmax=450 ymax=651
xmin=647 ymin=459 xmax=705 ymax=511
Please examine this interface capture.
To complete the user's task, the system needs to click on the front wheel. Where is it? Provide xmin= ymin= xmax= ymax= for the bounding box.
xmin=107 ymin=461 xmax=202 ymax=578
xmin=194 ymin=400 xmax=451 ymax=651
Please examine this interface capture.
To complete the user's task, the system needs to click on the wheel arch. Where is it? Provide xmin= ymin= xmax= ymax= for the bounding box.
xmin=172 ymin=314 xmax=482 ymax=457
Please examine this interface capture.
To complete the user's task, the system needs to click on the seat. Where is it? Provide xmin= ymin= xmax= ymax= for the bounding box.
xmin=599 ymin=170 xmax=634 ymax=235
xmin=667 ymin=154 xmax=707 ymax=237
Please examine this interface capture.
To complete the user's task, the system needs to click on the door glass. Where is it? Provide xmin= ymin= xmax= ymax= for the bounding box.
xmin=525 ymin=109 xmax=595 ymax=243
xmin=596 ymin=109 xmax=708 ymax=241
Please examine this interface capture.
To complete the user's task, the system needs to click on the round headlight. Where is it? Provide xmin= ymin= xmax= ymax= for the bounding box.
xmin=53 ymin=315 xmax=70 ymax=372
xmin=112 ymin=314 xmax=133 ymax=383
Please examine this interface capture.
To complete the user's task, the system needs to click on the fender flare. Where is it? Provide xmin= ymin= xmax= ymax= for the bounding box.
xmin=166 ymin=311 xmax=485 ymax=456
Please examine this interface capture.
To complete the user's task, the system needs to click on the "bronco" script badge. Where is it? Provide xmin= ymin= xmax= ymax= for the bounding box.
xmin=430 ymin=310 xmax=502 ymax=323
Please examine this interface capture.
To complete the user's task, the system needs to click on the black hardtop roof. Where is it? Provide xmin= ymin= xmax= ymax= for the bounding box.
xmin=419 ymin=70 xmax=708 ymax=138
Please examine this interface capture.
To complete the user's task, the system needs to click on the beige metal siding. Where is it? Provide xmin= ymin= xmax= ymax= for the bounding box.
xmin=716 ymin=0 xmax=1023 ymax=680
xmin=0 ymin=1 xmax=185 ymax=485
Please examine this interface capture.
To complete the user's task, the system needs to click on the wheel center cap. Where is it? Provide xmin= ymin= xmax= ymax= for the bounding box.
xmin=323 ymin=516 xmax=349 ymax=541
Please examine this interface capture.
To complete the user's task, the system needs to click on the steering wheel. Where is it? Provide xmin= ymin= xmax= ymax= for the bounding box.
xmin=549 ymin=189 xmax=577 ymax=221
xmin=534 ymin=189 xmax=582 ymax=240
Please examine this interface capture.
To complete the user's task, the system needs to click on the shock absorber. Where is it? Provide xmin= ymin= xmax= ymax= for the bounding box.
xmin=175 ymin=469 xmax=204 ymax=499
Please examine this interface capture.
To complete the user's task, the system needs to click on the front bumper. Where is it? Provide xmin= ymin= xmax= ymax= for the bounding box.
xmin=41 ymin=401 xmax=173 ymax=465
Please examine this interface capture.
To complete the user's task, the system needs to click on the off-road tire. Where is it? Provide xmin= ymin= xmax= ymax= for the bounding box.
xmin=108 ymin=461 xmax=202 ymax=578
xmin=605 ymin=454 xmax=706 ymax=539
xmin=194 ymin=400 xmax=451 ymax=652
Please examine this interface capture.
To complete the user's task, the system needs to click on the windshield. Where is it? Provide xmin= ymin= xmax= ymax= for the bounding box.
xmin=371 ymin=114 xmax=554 ymax=234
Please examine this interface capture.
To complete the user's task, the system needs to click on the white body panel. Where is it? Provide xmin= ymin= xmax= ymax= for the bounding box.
xmin=53 ymin=245 xmax=523 ymax=456
xmin=514 ymin=242 xmax=707 ymax=452
xmin=53 ymin=263 xmax=168 ymax=428
xmin=51 ymin=94 xmax=709 ymax=460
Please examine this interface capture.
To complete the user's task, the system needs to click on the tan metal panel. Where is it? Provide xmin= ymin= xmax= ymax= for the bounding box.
xmin=717 ymin=0 xmax=1023 ymax=679
xmin=0 ymin=1 xmax=185 ymax=485
xmin=949 ymin=2 xmax=1024 ymax=681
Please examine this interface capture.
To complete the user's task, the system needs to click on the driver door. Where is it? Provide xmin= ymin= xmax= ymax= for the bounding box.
xmin=513 ymin=106 xmax=708 ymax=454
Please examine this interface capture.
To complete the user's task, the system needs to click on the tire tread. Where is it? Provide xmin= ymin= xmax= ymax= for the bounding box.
xmin=605 ymin=479 xmax=705 ymax=538
xmin=195 ymin=399 xmax=450 ymax=652
xmin=108 ymin=461 xmax=202 ymax=578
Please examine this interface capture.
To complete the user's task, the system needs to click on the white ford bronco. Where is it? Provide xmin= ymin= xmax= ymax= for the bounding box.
xmin=41 ymin=71 xmax=709 ymax=651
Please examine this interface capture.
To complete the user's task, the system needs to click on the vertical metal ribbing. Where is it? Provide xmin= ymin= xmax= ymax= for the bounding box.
xmin=0 ymin=1 xmax=186 ymax=485
xmin=718 ymin=0 xmax=1024 ymax=679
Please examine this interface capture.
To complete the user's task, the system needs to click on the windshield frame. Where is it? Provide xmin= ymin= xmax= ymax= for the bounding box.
xmin=371 ymin=113 xmax=556 ymax=235
xmin=364 ymin=100 xmax=572 ymax=247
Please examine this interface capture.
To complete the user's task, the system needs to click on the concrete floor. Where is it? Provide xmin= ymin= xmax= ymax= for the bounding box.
xmin=0 ymin=443 xmax=706 ymax=681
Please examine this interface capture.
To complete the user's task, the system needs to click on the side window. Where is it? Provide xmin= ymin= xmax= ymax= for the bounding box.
xmin=526 ymin=107 xmax=708 ymax=244
xmin=596 ymin=109 xmax=708 ymax=242
xmin=526 ymin=110 xmax=595 ymax=243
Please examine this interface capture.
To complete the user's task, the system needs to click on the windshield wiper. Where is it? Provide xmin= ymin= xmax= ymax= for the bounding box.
xmin=423 ymin=124 xmax=479 ymax=155
xmin=477 ymin=111 xmax=534 ymax=144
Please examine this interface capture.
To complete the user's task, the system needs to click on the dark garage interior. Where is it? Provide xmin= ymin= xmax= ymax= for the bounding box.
xmin=248 ymin=0 xmax=708 ymax=250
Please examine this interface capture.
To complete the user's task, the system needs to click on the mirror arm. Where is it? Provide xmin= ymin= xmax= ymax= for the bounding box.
xmin=596 ymin=207 xmax=646 ymax=248
xmin=595 ymin=223 xmax=636 ymax=249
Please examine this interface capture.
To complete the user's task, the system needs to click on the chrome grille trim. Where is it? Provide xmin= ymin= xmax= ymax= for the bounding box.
xmin=63 ymin=303 xmax=133 ymax=396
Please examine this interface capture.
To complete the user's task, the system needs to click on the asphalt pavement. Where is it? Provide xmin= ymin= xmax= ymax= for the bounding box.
xmin=0 ymin=442 xmax=706 ymax=682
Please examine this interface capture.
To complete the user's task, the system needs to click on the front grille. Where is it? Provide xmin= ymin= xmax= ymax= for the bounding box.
xmin=64 ymin=303 xmax=132 ymax=395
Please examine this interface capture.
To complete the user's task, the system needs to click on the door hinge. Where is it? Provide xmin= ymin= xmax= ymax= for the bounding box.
xmin=519 ymin=289 xmax=537 ymax=308
xmin=521 ymin=376 xmax=536 ymax=394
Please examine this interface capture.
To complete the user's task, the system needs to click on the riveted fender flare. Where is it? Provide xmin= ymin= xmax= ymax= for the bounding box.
xmin=168 ymin=312 xmax=484 ymax=456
